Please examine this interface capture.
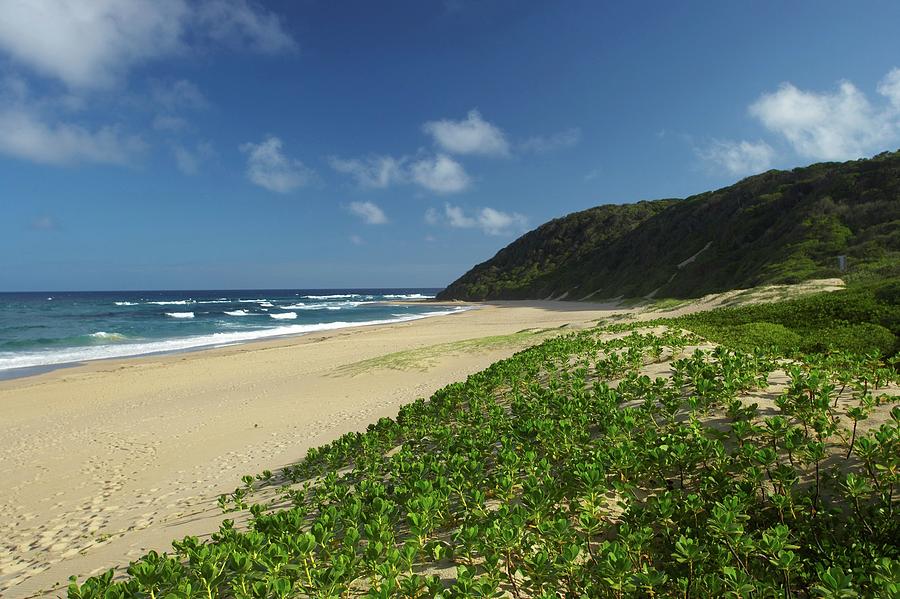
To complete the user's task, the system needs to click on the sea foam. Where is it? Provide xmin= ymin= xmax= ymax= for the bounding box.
xmin=301 ymin=294 xmax=362 ymax=300
xmin=89 ymin=331 xmax=128 ymax=341
xmin=269 ymin=312 xmax=297 ymax=320
xmin=382 ymin=293 xmax=434 ymax=300
xmin=166 ymin=312 xmax=195 ymax=318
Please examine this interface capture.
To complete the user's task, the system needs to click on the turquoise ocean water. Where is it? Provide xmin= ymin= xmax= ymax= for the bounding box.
xmin=0 ymin=289 xmax=463 ymax=378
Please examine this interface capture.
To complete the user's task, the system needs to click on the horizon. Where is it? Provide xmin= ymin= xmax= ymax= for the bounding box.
xmin=3 ymin=1 xmax=900 ymax=291
xmin=0 ymin=286 xmax=443 ymax=294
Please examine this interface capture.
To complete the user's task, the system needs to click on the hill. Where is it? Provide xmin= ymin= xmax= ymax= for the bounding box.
xmin=437 ymin=150 xmax=900 ymax=301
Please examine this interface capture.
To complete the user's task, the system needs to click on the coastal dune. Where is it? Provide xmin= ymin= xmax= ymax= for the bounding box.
xmin=0 ymin=301 xmax=626 ymax=597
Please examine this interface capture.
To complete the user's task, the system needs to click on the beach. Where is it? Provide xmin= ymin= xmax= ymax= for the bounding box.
xmin=0 ymin=300 xmax=627 ymax=597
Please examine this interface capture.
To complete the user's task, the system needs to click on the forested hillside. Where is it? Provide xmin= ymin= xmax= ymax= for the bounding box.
xmin=438 ymin=151 xmax=900 ymax=300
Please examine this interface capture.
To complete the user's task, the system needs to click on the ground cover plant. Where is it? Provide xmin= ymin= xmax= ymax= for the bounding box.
xmin=668 ymin=279 xmax=900 ymax=359
xmin=68 ymin=320 xmax=899 ymax=597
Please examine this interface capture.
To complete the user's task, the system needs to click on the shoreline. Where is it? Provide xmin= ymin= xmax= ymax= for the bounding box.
xmin=0 ymin=300 xmax=627 ymax=596
xmin=0 ymin=300 xmax=471 ymax=383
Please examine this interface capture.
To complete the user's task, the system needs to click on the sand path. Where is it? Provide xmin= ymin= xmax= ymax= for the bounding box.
xmin=0 ymin=301 xmax=626 ymax=597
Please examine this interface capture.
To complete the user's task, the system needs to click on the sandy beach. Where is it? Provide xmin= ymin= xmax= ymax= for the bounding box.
xmin=0 ymin=301 xmax=628 ymax=597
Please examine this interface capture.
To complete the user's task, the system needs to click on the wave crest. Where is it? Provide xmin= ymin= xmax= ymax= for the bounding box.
xmin=269 ymin=312 xmax=297 ymax=320
xmin=89 ymin=331 xmax=129 ymax=341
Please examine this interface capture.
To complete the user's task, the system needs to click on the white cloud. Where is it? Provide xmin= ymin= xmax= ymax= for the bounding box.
xmin=0 ymin=0 xmax=187 ymax=89
xmin=519 ymin=127 xmax=581 ymax=154
xmin=0 ymin=0 xmax=295 ymax=89
xmin=477 ymin=207 xmax=528 ymax=235
xmin=0 ymin=107 xmax=144 ymax=166
xmin=173 ymin=141 xmax=214 ymax=175
xmin=329 ymin=155 xmax=404 ymax=188
xmin=349 ymin=234 xmax=364 ymax=246
xmin=152 ymin=79 xmax=208 ymax=111
xmin=422 ymin=109 xmax=510 ymax=157
xmin=749 ymin=79 xmax=896 ymax=161
xmin=430 ymin=203 xmax=526 ymax=236
xmin=409 ymin=154 xmax=470 ymax=193
xmin=194 ymin=0 xmax=296 ymax=54
xmin=443 ymin=204 xmax=475 ymax=228
xmin=239 ymin=136 xmax=314 ymax=193
xmin=331 ymin=152 xmax=470 ymax=194
xmin=698 ymin=139 xmax=775 ymax=176
xmin=877 ymin=67 xmax=900 ymax=109
xmin=348 ymin=201 xmax=388 ymax=225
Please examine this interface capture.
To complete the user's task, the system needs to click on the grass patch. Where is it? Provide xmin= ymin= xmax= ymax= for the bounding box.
xmin=617 ymin=297 xmax=649 ymax=308
xmin=646 ymin=297 xmax=691 ymax=312
xmin=334 ymin=329 xmax=553 ymax=375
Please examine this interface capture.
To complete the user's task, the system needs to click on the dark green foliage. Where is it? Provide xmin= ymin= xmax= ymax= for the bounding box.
xmin=714 ymin=322 xmax=803 ymax=353
xmin=438 ymin=150 xmax=900 ymax=301
xmin=812 ymin=323 xmax=895 ymax=356
xmin=671 ymin=280 xmax=900 ymax=357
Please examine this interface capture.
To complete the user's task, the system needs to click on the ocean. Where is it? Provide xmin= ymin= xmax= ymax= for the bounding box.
xmin=0 ymin=289 xmax=464 ymax=378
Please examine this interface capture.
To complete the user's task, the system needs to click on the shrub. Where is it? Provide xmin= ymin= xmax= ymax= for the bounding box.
xmin=727 ymin=322 xmax=802 ymax=352
xmin=806 ymin=322 xmax=897 ymax=356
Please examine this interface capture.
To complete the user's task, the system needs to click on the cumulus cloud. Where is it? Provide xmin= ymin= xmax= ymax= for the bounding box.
xmin=429 ymin=203 xmax=526 ymax=236
xmin=0 ymin=107 xmax=144 ymax=166
xmin=409 ymin=154 xmax=470 ymax=193
xmin=240 ymin=136 xmax=314 ymax=193
xmin=173 ymin=141 xmax=214 ymax=175
xmin=697 ymin=139 xmax=775 ymax=176
xmin=422 ymin=109 xmax=510 ymax=157
xmin=0 ymin=0 xmax=186 ymax=88
xmin=329 ymin=155 xmax=405 ymax=188
xmin=0 ymin=0 xmax=295 ymax=89
xmin=877 ymin=67 xmax=900 ymax=109
xmin=348 ymin=201 xmax=388 ymax=225
xmin=330 ymin=152 xmax=470 ymax=194
xmin=749 ymin=79 xmax=897 ymax=161
xmin=519 ymin=128 xmax=582 ymax=154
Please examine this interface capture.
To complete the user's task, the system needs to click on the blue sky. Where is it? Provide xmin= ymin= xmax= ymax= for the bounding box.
xmin=2 ymin=1 xmax=900 ymax=291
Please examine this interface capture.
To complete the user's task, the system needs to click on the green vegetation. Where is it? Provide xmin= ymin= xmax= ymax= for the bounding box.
xmin=669 ymin=280 xmax=900 ymax=358
xmin=438 ymin=150 xmax=900 ymax=301
xmin=68 ymin=300 xmax=899 ymax=597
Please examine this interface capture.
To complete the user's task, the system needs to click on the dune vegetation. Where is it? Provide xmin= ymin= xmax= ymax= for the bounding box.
xmin=67 ymin=285 xmax=899 ymax=598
